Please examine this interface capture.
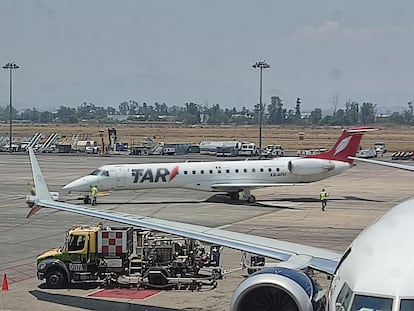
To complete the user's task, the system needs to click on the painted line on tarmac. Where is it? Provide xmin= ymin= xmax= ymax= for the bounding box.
xmin=0 ymin=262 xmax=36 ymax=284
xmin=0 ymin=202 xmax=28 ymax=208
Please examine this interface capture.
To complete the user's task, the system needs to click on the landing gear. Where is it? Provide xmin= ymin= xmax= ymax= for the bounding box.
xmin=227 ymin=190 xmax=256 ymax=203
xmin=242 ymin=190 xmax=256 ymax=203
xmin=84 ymin=195 xmax=91 ymax=204
xmin=247 ymin=195 xmax=256 ymax=203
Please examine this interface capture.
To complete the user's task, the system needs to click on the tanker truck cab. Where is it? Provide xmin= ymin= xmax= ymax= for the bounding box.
xmin=37 ymin=226 xmax=100 ymax=288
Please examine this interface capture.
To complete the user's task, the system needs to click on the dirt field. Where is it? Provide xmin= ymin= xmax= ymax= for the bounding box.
xmin=2 ymin=123 xmax=414 ymax=152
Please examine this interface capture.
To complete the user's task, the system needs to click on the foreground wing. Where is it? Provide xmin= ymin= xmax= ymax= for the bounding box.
xmin=28 ymin=149 xmax=341 ymax=275
xmin=349 ymin=156 xmax=414 ymax=171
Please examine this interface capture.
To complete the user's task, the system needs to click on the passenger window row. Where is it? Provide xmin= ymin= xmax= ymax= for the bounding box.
xmin=182 ymin=167 xmax=280 ymax=175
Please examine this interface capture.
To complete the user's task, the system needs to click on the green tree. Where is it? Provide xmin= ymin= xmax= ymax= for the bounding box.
xmin=345 ymin=100 xmax=359 ymax=124
xmin=56 ymin=106 xmax=78 ymax=123
xmin=39 ymin=111 xmax=54 ymax=123
xmin=295 ymin=98 xmax=302 ymax=122
xmin=268 ymin=96 xmax=285 ymax=124
xmin=118 ymin=101 xmax=129 ymax=115
xmin=77 ymin=102 xmax=98 ymax=119
xmin=129 ymin=100 xmax=139 ymax=115
xmin=403 ymin=101 xmax=413 ymax=124
xmin=0 ymin=105 xmax=17 ymax=121
xmin=309 ymin=108 xmax=322 ymax=125
xmin=285 ymin=109 xmax=297 ymax=124
xmin=206 ymin=103 xmax=228 ymax=124
xmin=389 ymin=112 xmax=404 ymax=123
xmin=360 ymin=102 xmax=376 ymax=124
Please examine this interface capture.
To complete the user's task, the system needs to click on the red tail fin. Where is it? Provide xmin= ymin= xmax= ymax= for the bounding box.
xmin=305 ymin=127 xmax=378 ymax=163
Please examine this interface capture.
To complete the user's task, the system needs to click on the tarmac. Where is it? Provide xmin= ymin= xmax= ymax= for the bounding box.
xmin=0 ymin=152 xmax=413 ymax=311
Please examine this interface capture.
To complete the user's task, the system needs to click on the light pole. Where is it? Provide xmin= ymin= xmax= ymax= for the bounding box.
xmin=3 ymin=62 xmax=19 ymax=153
xmin=252 ymin=61 xmax=270 ymax=159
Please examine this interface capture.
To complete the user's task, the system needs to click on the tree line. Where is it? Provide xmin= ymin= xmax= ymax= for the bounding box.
xmin=0 ymin=96 xmax=412 ymax=126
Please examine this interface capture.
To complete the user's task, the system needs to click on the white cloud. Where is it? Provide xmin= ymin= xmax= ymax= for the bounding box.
xmin=293 ymin=21 xmax=414 ymax=43
xmin=292 ymin=21 xmax=340 ymax=41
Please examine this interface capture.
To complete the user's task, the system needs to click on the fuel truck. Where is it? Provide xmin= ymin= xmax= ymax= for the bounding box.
xmin=36 ymin=224 xmax=222 ymax=290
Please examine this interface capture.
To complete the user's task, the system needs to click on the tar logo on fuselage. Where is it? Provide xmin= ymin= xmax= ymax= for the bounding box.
xmin=132 ymin=165 xmax=179 ymax=183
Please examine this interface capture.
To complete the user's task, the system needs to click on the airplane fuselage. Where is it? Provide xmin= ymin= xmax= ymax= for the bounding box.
xmin=328 ymin=198 xmax=414 ymax=310
xmin=63 ymin=157 xmax=351 ymax=193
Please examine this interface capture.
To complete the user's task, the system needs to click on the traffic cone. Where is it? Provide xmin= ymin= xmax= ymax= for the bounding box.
xmin=2 ymin=274 xmax=9 ymax=291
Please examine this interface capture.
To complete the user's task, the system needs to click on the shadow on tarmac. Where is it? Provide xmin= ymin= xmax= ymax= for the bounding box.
xmin=30 ymin=290 xmax=179 ymax=311
xmin=66 ymin=194 xmax=385 ymax=210
xmin=260 ymin=196 xmax=385 ymax=203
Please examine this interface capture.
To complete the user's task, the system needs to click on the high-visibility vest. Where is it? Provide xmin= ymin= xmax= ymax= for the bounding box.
xmin=320 ymin=192 xmax=327 ymax=200
xmin=91 ymin=187 xmax=98 ymax=196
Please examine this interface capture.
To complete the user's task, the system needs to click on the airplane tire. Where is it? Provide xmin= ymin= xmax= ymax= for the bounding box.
xmin=247 ymin=195 xmax=256 ymax=203
xmin=84 ymin=196 xmax=91 ymax=204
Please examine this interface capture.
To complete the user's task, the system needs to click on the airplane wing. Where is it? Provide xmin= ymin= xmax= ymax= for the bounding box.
xmin=349 ymin=156 xmax=414 ymax=171
xmin=27 ymin=148 xmax=341 ymax=275
xmin=211 ymin=183 xmax=297 ymax=192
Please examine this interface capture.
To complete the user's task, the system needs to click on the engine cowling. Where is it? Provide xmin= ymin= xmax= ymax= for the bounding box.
xmin=288 ymin=159 xmax=335 ymax=176
xmin=230 ymin=267 xmax=326 ymax=311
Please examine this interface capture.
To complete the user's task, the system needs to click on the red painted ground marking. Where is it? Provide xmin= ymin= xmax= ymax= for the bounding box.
xmin=89 ymin=288 xmax=160 ymax=300
xmin=10 ymin=267 xmax=33 ymax=278
xmin=0 ymin=262 xmax=36 ymax=284
xmin=0 ymin=262 xmax=35 ymax=272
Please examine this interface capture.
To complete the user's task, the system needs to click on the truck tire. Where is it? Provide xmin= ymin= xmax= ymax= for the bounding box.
xmin=46 ymin=269 xmax=66 ymax=288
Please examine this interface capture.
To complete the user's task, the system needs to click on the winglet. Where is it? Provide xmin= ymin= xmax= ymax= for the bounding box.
xmin=305 ymin=127 xmax=379 ymax=163
xmin=27 ymin=148 xmax=53 ymax=218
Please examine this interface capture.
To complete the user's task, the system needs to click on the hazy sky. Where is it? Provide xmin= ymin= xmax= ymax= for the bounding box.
xmin=1 ymin=1 xmax=413 ymax=112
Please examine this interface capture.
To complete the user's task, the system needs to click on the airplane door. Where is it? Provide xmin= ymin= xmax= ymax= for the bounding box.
xmin=114 ymin=166 xmax=126 ymax=188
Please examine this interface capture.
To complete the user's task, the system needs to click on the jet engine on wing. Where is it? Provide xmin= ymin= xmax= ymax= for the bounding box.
xmin=288 ymin=159 xmax=335 ymax=176
xmin=230 ymin=267 xmax=326 ymax=311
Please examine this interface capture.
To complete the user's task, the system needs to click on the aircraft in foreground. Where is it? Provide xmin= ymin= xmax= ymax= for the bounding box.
xmin=63 ymin=127 xmax=377 ymax=203
xmin=27 ymin=147 xmax=414 ymax=310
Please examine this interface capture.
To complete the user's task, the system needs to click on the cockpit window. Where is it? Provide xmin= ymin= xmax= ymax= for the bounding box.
xmin=400 ymin=299 xmax=414 ymax=311
xmin=89 ymin=169 xmax=109 ymax=176
xmin=336 ymin=282 xmax=353 ymax=311
xmin=350 ymin=294 xmax=393 ymax=311
xmin=90 ymin=169 xmax=102 ymax=176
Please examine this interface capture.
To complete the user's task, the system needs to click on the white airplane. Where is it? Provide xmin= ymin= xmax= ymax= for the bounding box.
xmin=27 ymin=147 xmax=414 ymax=311
xmin=63 ymin=127 xmax=377 ymax=203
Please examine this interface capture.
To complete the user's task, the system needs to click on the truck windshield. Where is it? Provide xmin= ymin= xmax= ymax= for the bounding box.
xmin=67 ymin=235 xmax=85 ymax=252
xmin=350 ymin=294 xmax=393 ymax=311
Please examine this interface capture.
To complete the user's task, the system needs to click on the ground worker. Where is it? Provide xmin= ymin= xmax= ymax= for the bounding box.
xmin=30 ymin=185 xmax=36 ymax=195
xmin=90 ymin=185 xmax=98 ymax=206
xmin=320 ymin=188 xmax=328 ymax=211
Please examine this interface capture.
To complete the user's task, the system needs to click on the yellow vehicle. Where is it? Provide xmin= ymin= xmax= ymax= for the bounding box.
xmin=37 ymin=225 xmax=222 ymax=289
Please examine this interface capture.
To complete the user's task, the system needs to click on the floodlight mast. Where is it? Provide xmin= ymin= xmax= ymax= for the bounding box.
xmin=3 ymin=62 xmax=19 ymax=154
xmin=252 ymin=61 xmax=270 ymax=159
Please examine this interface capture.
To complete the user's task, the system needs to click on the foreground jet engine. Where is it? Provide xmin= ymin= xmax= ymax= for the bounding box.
xmin=230 ymin=267 xmax=326 ymax=311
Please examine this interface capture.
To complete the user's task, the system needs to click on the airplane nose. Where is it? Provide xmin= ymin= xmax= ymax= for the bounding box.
xmin=63 ymin=176 xmax=96 ymax=192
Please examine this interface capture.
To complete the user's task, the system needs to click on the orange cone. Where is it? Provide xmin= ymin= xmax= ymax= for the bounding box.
xmin=2 ymin=274 xmax=9 ymax=291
